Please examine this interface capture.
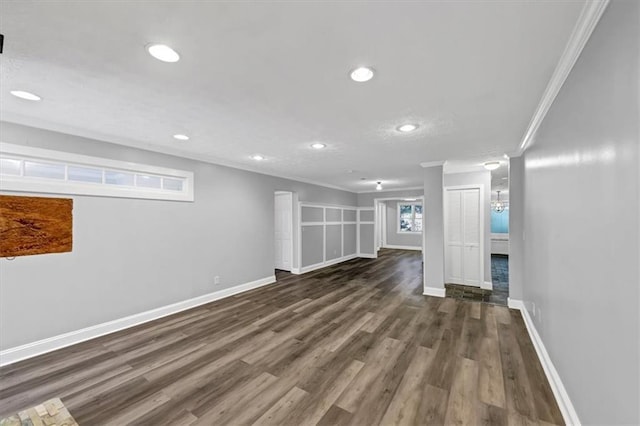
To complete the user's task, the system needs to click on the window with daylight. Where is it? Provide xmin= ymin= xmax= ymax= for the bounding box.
xmin=0 ymin=143 xmax=194 ymax=202
xmin=398 ymin=203 xmax=423 ymax=233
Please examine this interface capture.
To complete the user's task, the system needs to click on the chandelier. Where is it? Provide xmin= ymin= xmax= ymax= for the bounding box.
xmin=492 ymin=190 xmax=507 ymax=213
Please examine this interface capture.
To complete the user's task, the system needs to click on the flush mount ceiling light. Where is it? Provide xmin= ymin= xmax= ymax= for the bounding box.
xmin=251 ymin=154 xmax=265 ymax=161
xmin=376 ymin=181 xmax=383 ymax=191
xmin=10 ymin=90 xmax=41 ymax=101
xmin=146 ymin=44 xmax=180 ymax=63
xmin=484 ymin=161 xmax=500 ymax=171
xmin=310 ymin=143 xmax=326 ymax=150
xmin=173 ymin=134 xmax=189 ymax=141
xmin=397 ymin=124 xmax=418 ymax=133
xmin=350 ymin=67 xmax=374 ymax=82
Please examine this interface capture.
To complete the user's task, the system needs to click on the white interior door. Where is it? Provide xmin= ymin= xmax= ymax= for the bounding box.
xmin=445 ymin=188 xmax=482 ymax=286
xmin=274 ymin=192 xmax=293 ymax=271
xmin=446 ymin=190 xmax=464 ymax=284
xmin=462 ymin=189 xmax=481 ymax=286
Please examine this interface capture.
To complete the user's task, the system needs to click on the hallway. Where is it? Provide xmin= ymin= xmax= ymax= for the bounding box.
xmin=0 ymin=249 xmax=562 ymax=425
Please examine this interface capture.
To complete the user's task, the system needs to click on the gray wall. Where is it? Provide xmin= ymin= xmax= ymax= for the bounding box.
xmin=0 ymin=122 xmax=357 ymax=350
xmin=301 ymin=226 xmax=324 ymax=266
xmin=508 ymin=157 xmax=524 ymax=300
xmin=359 ymin=223 xmax=375 ymax=255
xmin=423 ymin=166 xmax=445 ymax=292
xmin=444 ymin=171 xmax=492 ymax=284
xmin=520 ymin=1 xmax=639 ymax=423
xmin=385 ymin=201 xmax=422 ymax=248
xmin=343 ymin=224 xmax=357 ymax=256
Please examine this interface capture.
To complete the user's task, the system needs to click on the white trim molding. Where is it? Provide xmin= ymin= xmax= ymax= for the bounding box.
xmin=0 ymin=142 xmax=195 ymax=202
xmin=0 ymin=275 xmax=276 ymax=367
xmin=518 ymin=0 xmax=610 ymax=153
xmin=507 ymin=299 xmax=581 ymax=426
xmin=295 ymin=254 xmax=358 ymax=275
xmin=481 ymin=281 xmax=493 ymax=290
xmin=383 ymin=244 xmax=422 ymax=251
xmin=357 ymin=186 xmax=424 ymax=194
xmin=420 ymin=160 xmax=446 ymax=168
xmin=357 ymin=253 xmax=377 ymax=259
xmin=423 ymin=286 xmax=446 ymax=298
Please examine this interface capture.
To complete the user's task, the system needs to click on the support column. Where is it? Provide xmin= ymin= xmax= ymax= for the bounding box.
xmin=422 ymin=162 xmax=445 ymax=297
xmin=508 ymin=156 xmax=524 ymax=302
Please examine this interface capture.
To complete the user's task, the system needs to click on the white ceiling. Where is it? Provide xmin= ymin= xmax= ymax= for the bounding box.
xmin=0 ymin=0 xmax=585 ymax=192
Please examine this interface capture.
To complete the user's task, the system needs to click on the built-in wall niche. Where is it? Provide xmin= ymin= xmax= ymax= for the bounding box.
xmin=0 ymin=195 xmax=73 ymax=257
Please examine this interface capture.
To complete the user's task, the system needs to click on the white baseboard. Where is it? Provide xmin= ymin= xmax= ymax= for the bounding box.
xmin=481 ymin=280 xmax=493 ymax=290
xmin=291 ymin=267 xmax=301 ymax=275
xmin=297 ymin=254 xmax=358 ymax=275
xmin=357 ymin=253 xmax=377 ymax=259
xmin=423 ymin=286 xmax=446 ymax=298
xmin=382 ymin=245 xmax=422 ymax=251
xmin=0 ymin=275 xmax=276 ymax=367
xmin=507 ymin=298 xmax=580 ymax=426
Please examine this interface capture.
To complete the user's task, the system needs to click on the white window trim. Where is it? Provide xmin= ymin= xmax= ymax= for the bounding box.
xmin=0 ymin=142 xmax=194 ymax=202
xmin=397 ymin=202 xmax=423 ymax=234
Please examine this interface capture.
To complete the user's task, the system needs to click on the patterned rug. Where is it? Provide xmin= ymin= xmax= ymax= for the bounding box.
xmin=0 ymin=398 xmax=78 ymax=426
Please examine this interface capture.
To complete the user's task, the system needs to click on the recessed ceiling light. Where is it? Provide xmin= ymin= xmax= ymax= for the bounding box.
xmin=173 ymin=134 xmax=189 ymax=141
xmin=350 ymin=67 xmax=374 ymax=82
xmin=310 ymin=143 xmax=326 ymax=150
xmin=484 ymin=161 xmax=500 ymax=171
xmin=503 ymin=154 xmax=510 ymax=159
xmin=146 ymin=44 xmax=180 ymax=63
xmin=10 ymin=90 xmax=41 ymax=101
xmin=376 ymin=181 xmax=383 ymax=191
xmin=397 ymin=124 xmax=418 ymax=133
xmin=251 ymin=154 xmax=265 ymax=161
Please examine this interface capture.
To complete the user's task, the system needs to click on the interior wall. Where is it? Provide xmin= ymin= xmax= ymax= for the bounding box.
xmin=443 ymin=171 xmax=492 ymax=284
xmin=423 ymin=165 xmax=445 ymax=293
xmin=299 ymin=205 xmax=357 ymax=269
xmin=385 ymin=201 xmax=422 ymax=248
xmin=508 ymin=156 xmax=524 ymax=300
xmin=0 ymin=122 xmax=357 ymax=351
xmin=520 ymin=1 xmax=639 ymax=423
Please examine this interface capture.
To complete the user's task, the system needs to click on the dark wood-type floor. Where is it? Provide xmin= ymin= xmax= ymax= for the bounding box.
xmin=0 ymin=249 xmax=563 ymax=425
xmin=445 ymin=255 xmax=510 ymax=306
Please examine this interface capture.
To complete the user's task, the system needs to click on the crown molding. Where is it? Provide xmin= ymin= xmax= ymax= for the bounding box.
xmin=1 ymin=116 xmax=355 ymax=194
xmin=518 ymin=0 xmax=610 ymax=154
xmin=419 ymin=160 xmax=446 ymax=168
xmin=357 ymin=186 xmax=424 ymax=194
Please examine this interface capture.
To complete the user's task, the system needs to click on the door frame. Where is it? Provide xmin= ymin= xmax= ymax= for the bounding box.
xmin=374 ymin=196 xmax=425 ymax=253
xmin=443 ymin=184 xmax=485 ymax=287
xmin=274 ymin=191 xmax=294 ymax=272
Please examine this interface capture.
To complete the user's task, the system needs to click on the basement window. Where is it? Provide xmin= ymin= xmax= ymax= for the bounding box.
xmin=0 ymin=142 xmax=194 ymax=202
xmin=398 ymin=203 xmax=423 ymax=233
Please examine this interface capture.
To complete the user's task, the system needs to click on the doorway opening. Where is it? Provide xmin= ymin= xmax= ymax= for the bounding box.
xmin=274 ymin=191 xmax=293 ymax=273
xmin=374 ymin=197 xmax=424 ymax=254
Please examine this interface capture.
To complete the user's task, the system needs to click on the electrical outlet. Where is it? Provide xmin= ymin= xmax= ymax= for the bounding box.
xmin=214 ymin=276 xmax=220 ymax=285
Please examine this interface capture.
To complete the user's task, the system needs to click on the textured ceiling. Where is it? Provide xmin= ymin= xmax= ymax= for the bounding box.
xmin=0 ymin=0 xmax=584 ymax=192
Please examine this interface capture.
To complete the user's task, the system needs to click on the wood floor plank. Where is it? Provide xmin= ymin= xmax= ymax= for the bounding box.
xmin=0 ymin=249 xmax=564 ymax=426
xmin=444 ymin=356 xmax=480 ymax=425
xmin=379 ymin=345 xmax=434 ymax=425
